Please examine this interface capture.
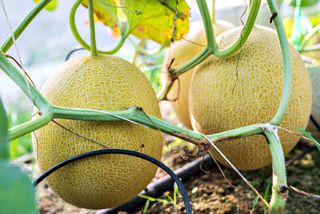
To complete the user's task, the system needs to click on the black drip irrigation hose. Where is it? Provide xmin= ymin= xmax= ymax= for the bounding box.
xmin=99 ymin=155 xmax=216 ymax=214
xmin=310 ymin=114 xmax=320 ymax=132
xmin=33 ymin=149 xmax=192 ymax=214
xmin=65 ymin=47 xmax=85 ymax=61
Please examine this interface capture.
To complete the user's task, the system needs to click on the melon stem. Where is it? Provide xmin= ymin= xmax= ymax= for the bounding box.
xmin=0 ymin=51 xmax=50 ymax=111
xmin=69 ymin=0 xmax=129 ymax=55
xmin=8 ymin=113 xmax=53 ymax=141
xmin=170 ymin=0 xmax=261 ymax=79
xmin=197 ymin=0 xmax=217 ymax=50
xmin=264 ymin=125 xmax=287 ymax=214
xmin=87 ymin=0 xmax=97 ymax=56
xmin=267 ymin=0 xmax=292 ymax=126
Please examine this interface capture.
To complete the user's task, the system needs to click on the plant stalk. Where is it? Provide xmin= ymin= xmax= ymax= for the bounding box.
xmin=197 ymin=0 xmax=261 ymax=56
xmin=52 ymin=106 xmax=263 ymax=146
xmin=170 ymin=0 xmax=261 ymax=78
xmin=264 ymin=125 xmax=287 ymax=213
xmin=170 ymin=47 xmax=211 ymax=79
xmin=0 ymin=51 xmax=50 ymax=111
xmin=267 ymin=0 xmax=292 ymax=126
xmin=8 ymin=113 xmax=53 ymax=140
xmin=197 ymin=0 xmax=217 ymax=50
xmin=1 ymin=0 xmax=53 ymax=53
xmin=69 ymin=0 xmax=128 ymax=55
xmin=87 ymin=0 xmax=98 ymax=56
xmin=213 ymin=0 xmax=261 ymax=57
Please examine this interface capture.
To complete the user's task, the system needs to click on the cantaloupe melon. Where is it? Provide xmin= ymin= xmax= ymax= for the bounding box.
xmin=33 ymin=56 xmax=163 ymax=209
xmin=189 ymin=25 xmax=312 ymax=170
xmin=164 ymin=20 xmax=233 ymax=129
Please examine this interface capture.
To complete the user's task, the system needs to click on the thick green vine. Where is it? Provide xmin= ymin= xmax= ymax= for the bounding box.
xmin=87 ymin=0 xmax=98 ymax=56
xmin=1 ymin=0 xmax=53 ymax=53
xmin=170 ymin=0 xmax=261 ymax=79
xmin=69 ymin=0 xmax=129 ymax=55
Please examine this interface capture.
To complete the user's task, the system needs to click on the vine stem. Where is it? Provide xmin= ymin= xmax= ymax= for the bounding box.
xmin=170 ymin=0 xmax=261 ymax=79
xmin=264 ymin=125 xmax=287 ymax=213
xmin=87 ymin=0 xmax=97 ymax=56
xmin=198 ymin=0 xmax=216 ymax=50
xmin=69 ymin=0 xmax=128 ymax=55
xmin=0 ymin=0 xmax=53 ymax=53
xmin=9 ymin=114 xmax=53 ymax=140
xmin=266 ymin=0 xmax=291 ymax=212
xmin=267 ymin=0 xmax=292 ymax=126
xmin=0 ymin=51 xmax=50 ymax=112
xmin=157 ymin=79 xmax=175 ymax=101
xmin=8 ymin=104 xmax=264 ymax=145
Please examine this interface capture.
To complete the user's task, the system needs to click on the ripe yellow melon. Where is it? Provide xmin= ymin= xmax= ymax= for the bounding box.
xmin=33 ymin=56 xmax=163 ymax=209
xmin=190 ymin=26 xmax=312 ymax=170
xmin=164 ymin=20 xmax=233 ymax=129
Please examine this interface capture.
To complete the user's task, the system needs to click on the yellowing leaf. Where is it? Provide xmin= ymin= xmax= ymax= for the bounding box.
xmin=86 ymin=0 xmax=190 ymax=46
xmin=82 ymin=0 xmax=119 ymax=31
xmin=33 ymin=0 xmax=58 ymax=11
xmin=121 ymin=0 xmax=190 ymax=45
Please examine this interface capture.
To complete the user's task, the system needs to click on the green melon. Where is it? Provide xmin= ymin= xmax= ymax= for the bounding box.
xmin=33 ymin=56 xmax=163 ymax=209
xmin=190 ymin=26 xmax=312 ymax=170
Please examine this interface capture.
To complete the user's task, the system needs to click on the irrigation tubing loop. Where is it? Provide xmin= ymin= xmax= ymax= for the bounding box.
xmin=33 ymin=149 xmax=192 ymax=214
xmin=65 ymin=47 xmax=86 ymax=61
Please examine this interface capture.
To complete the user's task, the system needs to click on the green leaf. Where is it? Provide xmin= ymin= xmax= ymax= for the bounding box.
xmin=85 ymin=0 xmax=190 ymax=45
xmin=296 ymin=127 xmax=320 ymax=151
xmin=33 ymin=0 xmax=58 ymax=11
xmin=0 ymin=161 xmax=37 ymax=214
xmin=0 ymin=98 xmax=9 ymax=160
